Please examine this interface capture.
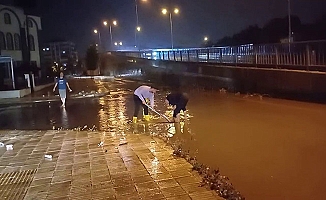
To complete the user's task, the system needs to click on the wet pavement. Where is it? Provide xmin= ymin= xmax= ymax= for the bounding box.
xmin=0 ymin=130 xmax=222 ymax=200
xmin=1 ymin=77 xmax=326 ymax=199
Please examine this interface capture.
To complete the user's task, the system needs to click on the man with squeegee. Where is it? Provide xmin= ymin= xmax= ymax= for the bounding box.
xmin=133 ymin=85 xmax=158 ymax=123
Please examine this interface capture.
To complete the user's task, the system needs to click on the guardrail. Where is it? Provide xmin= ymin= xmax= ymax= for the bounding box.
xmin=115 ymin=40 xmax=326 ymax=71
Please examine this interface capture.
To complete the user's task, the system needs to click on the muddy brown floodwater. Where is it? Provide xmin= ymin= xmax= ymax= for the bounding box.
xmin=181 ymin=91 xmax=326 ymax=200
xmin=1 ymin=78 xmax=326 ymax=200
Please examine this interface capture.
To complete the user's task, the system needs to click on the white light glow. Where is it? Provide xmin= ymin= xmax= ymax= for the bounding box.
xmin=162 ymin=8 xmax=167 ymax=15
xmin=174 ymin=8 xmax=179 ymax=14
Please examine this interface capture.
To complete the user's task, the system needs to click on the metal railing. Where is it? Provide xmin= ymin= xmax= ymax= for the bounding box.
xmin=116 ymin=40 xmax=326 ymax=71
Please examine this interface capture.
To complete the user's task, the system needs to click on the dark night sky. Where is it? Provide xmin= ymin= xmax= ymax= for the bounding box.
xmin=2 ymin=0 xmax=326 ymax=55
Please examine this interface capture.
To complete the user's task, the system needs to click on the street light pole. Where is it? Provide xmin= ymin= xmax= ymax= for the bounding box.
xmin=288 ymin=0 xmax=291 ymax=43
xmin=93 ymin=29 xmax=101 ymax=75
xmin=98 ymin=31 xmax=102 ymax=49
xmin=169 ymin=12 xmax=174 ymax=49
xmin=94 ymin=29 xmax=101 ymax=51
xmin=135 ymin=0 xmax=139 ymax=48
xmin=103 ymin=20 xmax=117 ymax=51
xmin=162 ymin=8 xmax=178 ymax=50
xmin=109 ymin=25 xmax=113 ymax=50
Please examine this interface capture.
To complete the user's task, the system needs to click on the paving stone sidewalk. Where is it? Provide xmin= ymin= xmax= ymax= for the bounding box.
xmin=0 ymin=130 xmax=223 ymax=200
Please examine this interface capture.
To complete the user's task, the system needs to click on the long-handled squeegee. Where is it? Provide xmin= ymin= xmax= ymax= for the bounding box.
xmin=144 ymin=104 xmax=171 ymax=122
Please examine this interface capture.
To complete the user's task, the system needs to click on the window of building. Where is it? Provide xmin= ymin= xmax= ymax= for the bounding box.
xmin=28 ymin=20 xmax=33 ymax=28
xmin=6 ymin=33 xmax=13 ymax=50
xmin=15 ymin=61 xmax=22 ymax=68
xmin=4 ymin=13 xmax=11 ymax=24
xmin=14 ymin=33 xmax=21 ymax=50
xmin=29 ymin=35 xmax=35 ymax=51
xmin=0 ymin=32 xmax=6 ymax=50
xmin=30 ymin=61 xmax=37 ymax=67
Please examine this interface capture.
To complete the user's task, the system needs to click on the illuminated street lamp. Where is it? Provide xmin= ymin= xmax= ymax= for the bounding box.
xmin=135 ymin=0 xmax=148 ymax=49
xmin=114 ymin=41 xmax=123 ymax=50
xmin=204 ymin=36 xmax=209 ymax=41
xmin=103 ymin=20 xmax=118 ymax=50
xmin=162 ymin=8 xmax=179 ymax=49
xmin=93 ymin=29 xmax=101 ymax=50
xmin=114 ymin=42 xmax=122 ymax=46
xmin=162 ymin=8 xmax=168 ymax=15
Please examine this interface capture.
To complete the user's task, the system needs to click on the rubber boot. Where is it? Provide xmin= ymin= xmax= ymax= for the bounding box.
xmin=144 ymin=115 xmax=150 ymax=121
xmin=174 ymin=114 xmax=180 ymax=123
xmin=133 ymin=117 xmax=138 ymax=123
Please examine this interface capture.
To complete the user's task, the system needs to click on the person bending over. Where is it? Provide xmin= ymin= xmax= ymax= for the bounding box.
xmin=133 ymin=85 xmax=158 ymax=123
xmin=166 ymin=92 xmax=189 ymax=122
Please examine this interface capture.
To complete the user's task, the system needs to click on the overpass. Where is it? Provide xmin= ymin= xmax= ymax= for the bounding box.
xmin=114 ymin=40 xmax=326 ymax=72
xmin=105 ymin=40 xmax=326 ymax=102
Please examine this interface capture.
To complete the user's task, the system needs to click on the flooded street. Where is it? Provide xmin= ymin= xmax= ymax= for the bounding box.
xmin=1 ymin=77 xmax=326 ymax=200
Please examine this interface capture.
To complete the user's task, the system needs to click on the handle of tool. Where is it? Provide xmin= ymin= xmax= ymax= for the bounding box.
xmin=145 ymin=104 xmax=171 ymax=122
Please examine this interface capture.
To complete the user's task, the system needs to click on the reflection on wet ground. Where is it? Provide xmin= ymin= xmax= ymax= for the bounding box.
xmin=1 ymin=78 xmax=326 ymax=200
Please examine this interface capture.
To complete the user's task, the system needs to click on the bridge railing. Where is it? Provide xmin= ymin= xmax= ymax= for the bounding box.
xmin=115 ymin=40 xmax=326 ymax=71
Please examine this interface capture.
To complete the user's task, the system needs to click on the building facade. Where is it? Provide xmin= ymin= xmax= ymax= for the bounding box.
xmin=0 ymin=4 xmax=42 ymax=71
xmin=42 ymin=41 xmax=78 ymax=70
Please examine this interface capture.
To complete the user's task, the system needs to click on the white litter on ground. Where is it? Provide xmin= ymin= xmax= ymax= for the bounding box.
xmin=44 ymin=155 xmax=53 ymax=160
xmin=6 ymin=144 xmax=13 ymax=150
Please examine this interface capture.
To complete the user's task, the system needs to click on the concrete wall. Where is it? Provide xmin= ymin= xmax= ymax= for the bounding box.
xmin=0 ymin=82 xmax=53 ymax=99
xmin=105 ymin=55 xmax=326 ymax=102
xmin=0 ymin=88 xmax=30 ymax=98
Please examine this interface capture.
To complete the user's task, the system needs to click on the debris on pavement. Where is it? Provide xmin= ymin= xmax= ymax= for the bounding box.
xmin=44 ymin=155 xmax=53 ymax=160
xmin=98 ymin=141 xmax=104 ymax=147
xmin=6 ymin=144 xmax=13 ymax=150
xmin=119 ymin=137 xmax=128 ymax=145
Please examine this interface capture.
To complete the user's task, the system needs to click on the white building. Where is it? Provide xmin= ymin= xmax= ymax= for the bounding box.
xmin=0 ymin=4 xmax=42 ymax=72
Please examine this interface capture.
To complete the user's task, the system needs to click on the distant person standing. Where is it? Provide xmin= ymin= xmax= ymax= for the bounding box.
xmin=166 ymin=91 xmax=189 ymax=122
xmin=53 ymin=72 xmax=72 ymax=107
xmin=133 ymin=85 xmax=158 ymax=123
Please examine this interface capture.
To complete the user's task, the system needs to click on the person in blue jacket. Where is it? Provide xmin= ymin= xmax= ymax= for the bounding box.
xmin=53 ymin=72 xmax=72 ymax=107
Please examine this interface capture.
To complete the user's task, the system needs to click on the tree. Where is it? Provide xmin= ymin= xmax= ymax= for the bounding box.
xmin=214 ymin=15 xmax=303 ymax=46
xmin=233 ymin=25 xmax=261 ymax=44
xmin=85 ymin=45 xmax=99 ymax=70
xmin=203 ymin=40 xmax=214 ymax=48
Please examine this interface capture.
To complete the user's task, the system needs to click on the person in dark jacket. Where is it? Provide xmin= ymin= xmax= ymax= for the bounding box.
xmin=166 ymin=92 xmax=189 ymax=122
